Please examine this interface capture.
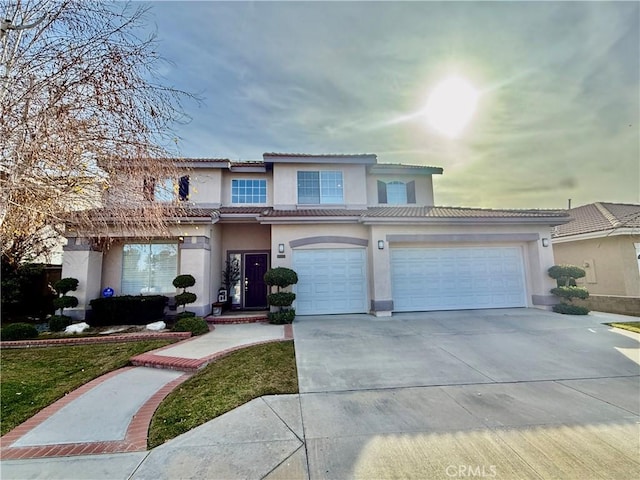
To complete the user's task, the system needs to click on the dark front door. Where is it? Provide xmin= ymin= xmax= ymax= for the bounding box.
xmin=244 ymin=253 xmax=268 ymax=308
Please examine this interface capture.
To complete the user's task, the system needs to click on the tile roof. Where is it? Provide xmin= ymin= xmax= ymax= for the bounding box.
xmin=262 ymin=209 xmax=365 ymax=217
xmin=552 ymin=202 xmax=640 ymax=237
xmin=373 ymin=163 xmax=443 ymax=170
xmin=263 ymin=152 xmax=376 ymax=158
xmin=365 ymin=206 xmax=568 ymax=218
xmin=218 ymin=207 xmax=270 ymax=215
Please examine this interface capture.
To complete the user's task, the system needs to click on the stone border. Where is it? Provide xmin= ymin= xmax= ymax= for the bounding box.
xmin=0 ymin=331 xmax=191 ymax=349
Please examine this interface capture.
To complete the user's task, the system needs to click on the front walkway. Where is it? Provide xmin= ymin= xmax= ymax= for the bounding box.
xmin=0 ymin=322 xmax=292 ymax=461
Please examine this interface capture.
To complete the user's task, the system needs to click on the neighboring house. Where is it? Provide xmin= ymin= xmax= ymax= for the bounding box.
xmin=62 ymin=153 xmax=569 ymax=319
xmin=552 ymin=202 xmax=640 ymax=297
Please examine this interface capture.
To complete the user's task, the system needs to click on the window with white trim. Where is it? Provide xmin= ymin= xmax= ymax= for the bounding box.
xmin=231 ymin=179 xmax=267 ymax=204
xmin=377 ymin=180 xmax=416 ymax=204
xmin=297 ymin=171 xmax=343 ymax=204
xmin=121 ymin=243 xmax=178 ymax=295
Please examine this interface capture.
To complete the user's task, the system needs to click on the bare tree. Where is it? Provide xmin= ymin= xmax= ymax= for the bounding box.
xmin=1 ymin=0 xmax=196 ymax=266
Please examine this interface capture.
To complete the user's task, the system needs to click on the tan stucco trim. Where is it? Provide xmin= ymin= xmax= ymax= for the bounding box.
xmin=290 ymin=236 xmax=369 ymax=248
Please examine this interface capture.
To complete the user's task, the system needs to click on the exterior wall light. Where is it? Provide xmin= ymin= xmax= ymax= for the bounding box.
xmin=278 ymin=243 xmax=285 ymax=253
xmin=378 ymin=240 xmax=385 ymax=250
xmin=542 ymin=238 xmax=549 ymax=247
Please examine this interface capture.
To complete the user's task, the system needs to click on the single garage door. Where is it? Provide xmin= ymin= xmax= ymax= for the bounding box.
xmin=293 ymin=248 xmax=368 ymax=315
xmin=391 ymin=246 xmax=526 ymax=312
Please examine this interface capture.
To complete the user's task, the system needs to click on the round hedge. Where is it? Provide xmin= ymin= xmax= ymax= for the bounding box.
xmin=173 ymin=274 xmax=196 ymax=289
xmin=548 ymin=265 xmax=586 ymax=281
xmin=172 ymin=316 xmax=209 ymax=336
xmin=53 ymin=295 xmax=79 ymax=310
xmin=175 ymin=292 xmax=197 ymax=308
xmin=1 ymin=322 xmax=39 ymax=341
xmin=552 ymin=304 xmax=590 ymax=315
xmin=48 ymin=315 xmax=72 ymax=332
xmin=54 ymin=277 xmax=79 ymax=295
xmin=267 ymin=292 xmax=296 ymax=307
xmin=264 ymin=268 xmax=298 ymax=289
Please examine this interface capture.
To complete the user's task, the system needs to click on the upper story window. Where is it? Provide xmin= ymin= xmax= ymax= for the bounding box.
xmin=231 ymin=179 xmax=267 ymax=204
xmin=297 ymin=171 xmax=343 ymax=204
xmin=144 ymin=176 xmax=189 ymax=202
xmin=377 ymin=180 xmax=416 ymax=204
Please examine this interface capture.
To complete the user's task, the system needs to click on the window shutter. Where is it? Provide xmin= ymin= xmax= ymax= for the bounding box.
xmin=407 ymin=181 xmax=416 ymax=204
xmin=179 ymin=176 xmax=189 ymax=201
xmin=377 ymin=180 xmax=387 ymax=204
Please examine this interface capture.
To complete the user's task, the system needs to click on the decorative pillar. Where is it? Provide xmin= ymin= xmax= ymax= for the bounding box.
xmin=179 ymin=236 xmax=212 ymax=317
xmin=61 ymin=237 xmax=103 ymax=320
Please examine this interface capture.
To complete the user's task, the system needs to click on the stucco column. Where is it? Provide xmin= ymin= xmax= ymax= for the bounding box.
xmin=61 ymin=238 xmax=103 ymax=320
xmin=528 ymin=234 xmax=558 ymax=309
xmin=369 ymin=227 xmax=393 ymax=316
xmin=179 ymin=236 xmax=211 ymax=317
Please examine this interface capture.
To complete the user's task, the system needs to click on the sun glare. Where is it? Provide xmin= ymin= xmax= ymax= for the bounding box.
xmin=424 ymin=76 xmax=479 ymax=138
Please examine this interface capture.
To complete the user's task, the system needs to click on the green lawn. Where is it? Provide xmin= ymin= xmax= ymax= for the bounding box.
xmin=608 ymin=321 xmax=640 ymax=334
xmin=0 ymin=340 xmax=173 ymax=436
xmin=148 ymin=340 xmax=298 ymax=448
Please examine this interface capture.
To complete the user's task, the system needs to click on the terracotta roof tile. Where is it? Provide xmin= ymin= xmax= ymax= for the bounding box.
xmin=263 ymin=152 xmax=376 ymax=158
xmin=263 ymin=209 xmax=365 ymax=217
xmin=366 ymin=206 xmax=568 ymax=218
xmin=553 ymin=202 xmax=640 ymax=237
xmin=219 ymin=207 xmax=270 ymax=215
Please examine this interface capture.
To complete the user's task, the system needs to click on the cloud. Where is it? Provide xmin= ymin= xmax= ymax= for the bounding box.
xmin=147 ymin=1 xmax=638 ymax=208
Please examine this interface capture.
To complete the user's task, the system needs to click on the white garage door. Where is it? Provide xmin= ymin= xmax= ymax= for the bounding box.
xmin=391 ymin=246 xmax=526 ymax=312
xmin=293 ymin=249 xmax=368 ymax=315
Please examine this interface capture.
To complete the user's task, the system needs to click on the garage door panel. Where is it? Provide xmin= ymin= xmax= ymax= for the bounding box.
xmin=293 ymin=248 xmax=368 ymax=315
xmin=391 ymin=246 xmax=526 ymax=312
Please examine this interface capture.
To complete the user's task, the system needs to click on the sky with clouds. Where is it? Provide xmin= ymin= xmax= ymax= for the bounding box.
xmin=141 ymin=1 xmax=638 ymax=210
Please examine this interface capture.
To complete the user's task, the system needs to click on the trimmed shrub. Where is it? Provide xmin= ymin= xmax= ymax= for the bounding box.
xmin=176 ymin=311 xmax=196 ymax=319
xmin=1 ymin=322 xmax=39 ymax=341
xmin=548 ymin=265 xmax=586 ymax=287
xmin=53 ymin=296 xmax=79 ymax=311
xmin=54 ymin=278 xmax=79 ymax=295
xmin=551 ymin=286 xmax=589 ymax=300
xmin=263 ymin=268 xmax=298 ymax=289
xmin=172 ymin=316 xmax=209 ymax=336
xmin=267 ymin=292 xmax=296 ymax=307
xmin=553 ymin=304 xmax=590 ymax=315
xmin=175 ymin=292 xmax=197 ymax=309
xmin=89 ymin=295 xmax=168 ymax=326
xmin=268 ymin=309 xmax=296 ymax=325
xmin=264 ymin=267 xmax=298 ymax=325
xmin=172 ymin=274 xmax=196 ymax=290
xmin=173 ymin=274 xmax=197 ymax=313
xmin=48 ymin=315 xmax=72 ymax=332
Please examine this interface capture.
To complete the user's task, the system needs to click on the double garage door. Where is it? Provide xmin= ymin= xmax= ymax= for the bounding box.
xmin=292 ymin=246 xmax=527 ymax=315
xmin=293 ymin=249 xmax=368 ymax=315
xmin=391 ymin=246 xmax=527 ymax=312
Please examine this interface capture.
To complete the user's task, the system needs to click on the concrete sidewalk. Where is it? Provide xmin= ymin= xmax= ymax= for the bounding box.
xmin=0 ymin=323 xmax=291 ymax=464
xmin=1 ymin=309 xmax=639 ymax=479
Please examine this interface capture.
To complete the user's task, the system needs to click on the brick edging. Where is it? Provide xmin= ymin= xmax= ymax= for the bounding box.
xmin=0 ymin=332 xmax=191 ymax=349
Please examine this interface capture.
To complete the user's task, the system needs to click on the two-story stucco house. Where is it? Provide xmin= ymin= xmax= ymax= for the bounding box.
xmin=61 ymin=153 xmax=569 ymax=319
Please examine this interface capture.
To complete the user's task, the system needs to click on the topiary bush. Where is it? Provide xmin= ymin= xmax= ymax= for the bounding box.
xmin=176 ymin=311 xmax=196 ymax=319
xmin=263 ymin=268 xmax=298 ymax=290
xmin=268 ymin=310 xmax=296 ymax=325
xmin=552 ymin=304 xmax=590 ymax=315
xmin=173 ymin=274 xmax=197 ymax=314
xmin=48 ymin=315 xmax=72 ymax=332
xmin=53 ymin=277 xmax=79 ymax=316
xmin=172 ymin=316 xmax=209 ymax=336
xmin=1 ymin=322 xmax=39 ymax=341
xmin=548 ymin=264 xmax=590 ymax=315
xmin=264 ymin=267 xmax=298 ymax=324
xmin=267 ymin=292 xmax=296 ymax=307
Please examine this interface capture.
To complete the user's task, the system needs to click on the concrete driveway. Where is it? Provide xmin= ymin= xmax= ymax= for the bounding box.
xmin=294 ymin=308 xmax=640 ymax=479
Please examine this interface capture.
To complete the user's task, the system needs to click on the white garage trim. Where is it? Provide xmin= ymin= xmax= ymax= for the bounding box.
xmin=293 ymin=248 xmax=368 ymax=315
xmin=391 ymin=246 xmax=527 ymax=312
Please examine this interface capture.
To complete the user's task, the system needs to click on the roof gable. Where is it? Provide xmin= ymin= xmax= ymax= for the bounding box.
xmin=552 ymin=202 xmax=640 ymax=238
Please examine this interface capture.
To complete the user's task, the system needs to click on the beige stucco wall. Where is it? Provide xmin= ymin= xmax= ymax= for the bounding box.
xmin=272 ymin=163 xmax=368 ymax=208
xmin=366 ymin=175 xmax=435 ymax=206
xmin=552 ymin=236 xmax=640 ymax=296
xmin=221 ymin=223 xmax=271 ymax=254
xmin=189 ymin=169 xmax=222 ymax=204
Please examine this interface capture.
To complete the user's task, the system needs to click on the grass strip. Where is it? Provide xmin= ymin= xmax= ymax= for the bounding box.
xmin=0 ymin=340 xmax=173 ymax=436
xmin=148 ymin=340 xmax=298 ymax=448
xmin=607 ymin=321 xmax=640 ymax=334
